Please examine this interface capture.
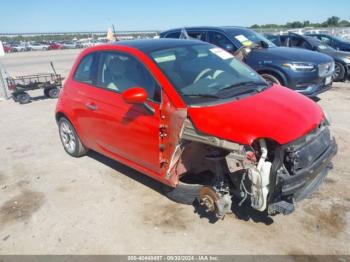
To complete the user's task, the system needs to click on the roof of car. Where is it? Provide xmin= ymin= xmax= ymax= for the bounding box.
xmin=113 ymin=38 xmax=206 ymax=53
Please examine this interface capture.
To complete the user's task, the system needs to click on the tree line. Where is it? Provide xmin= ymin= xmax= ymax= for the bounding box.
xmin=251 ymin=16 xmax=350 ymax=29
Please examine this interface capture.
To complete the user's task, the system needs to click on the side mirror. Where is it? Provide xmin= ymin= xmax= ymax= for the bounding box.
xmin=122 ymin=87 xmax=148 ymax=104
xmin=122 ymin=87 xmax=155 ymax=114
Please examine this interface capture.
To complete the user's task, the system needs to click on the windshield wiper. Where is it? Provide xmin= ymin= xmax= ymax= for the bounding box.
xmin=220 ymin=81 xmax=268 ymax=92
xmin=182 ymin=93 xmax=222 ymax=99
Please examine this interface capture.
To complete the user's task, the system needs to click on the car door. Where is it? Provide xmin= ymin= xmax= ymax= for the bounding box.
xmin=84 ymin=51 xmax=161 ymax=174
xmin=68 ymin=52 xmax=100 ymax=149
xmin=158 ymin=90 xmax=186 ymax=186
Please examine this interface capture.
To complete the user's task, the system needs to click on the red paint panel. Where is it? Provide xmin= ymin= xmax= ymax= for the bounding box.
xmin=187 ymin=85 xmax=324 ymax=145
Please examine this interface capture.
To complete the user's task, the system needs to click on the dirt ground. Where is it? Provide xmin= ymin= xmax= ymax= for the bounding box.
xmin=0 ymin=50 xmax=349 ymax=255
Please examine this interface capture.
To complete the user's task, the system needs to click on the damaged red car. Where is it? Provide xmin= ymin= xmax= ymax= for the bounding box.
xmin=56 ymin=39 xmax=337 ymax=218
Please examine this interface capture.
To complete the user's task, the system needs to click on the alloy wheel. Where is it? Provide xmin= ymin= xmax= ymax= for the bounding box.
xmin=59 ymin=121 xmax=76 ymax=154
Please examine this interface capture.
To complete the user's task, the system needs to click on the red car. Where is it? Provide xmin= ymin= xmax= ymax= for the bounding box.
xmin=49 ymin=42 xmax=63 ymax=50
xmin=3 ymin=45 xmax=13 ymax=53
xmin=56 ymin=39 xmax=337 ymax=218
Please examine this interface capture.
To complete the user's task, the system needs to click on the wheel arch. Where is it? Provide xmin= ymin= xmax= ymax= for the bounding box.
xmin=56 ymin=111 xmax=88 ymax=149
xmin=334 ymin=59 xmax=348 ymax=81
xmin=55 ymin=111 xmax=69 ymax=123
xmin=257 ymin=68 xmax=287 ymax=86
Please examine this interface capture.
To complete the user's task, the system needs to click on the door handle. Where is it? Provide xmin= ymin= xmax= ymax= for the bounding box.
xmin=85 ymin=103 xmax=97 ymax=111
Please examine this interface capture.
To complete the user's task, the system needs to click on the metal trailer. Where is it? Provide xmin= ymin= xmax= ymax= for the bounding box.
xmin=6 ymin=62 xmax=63 ymax=104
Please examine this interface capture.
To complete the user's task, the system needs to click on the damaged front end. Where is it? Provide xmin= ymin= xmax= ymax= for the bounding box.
xmin=167 ymin=119 xmax=337 ymax=219
xmin=268 ymin=122 xmax=337 ymax=215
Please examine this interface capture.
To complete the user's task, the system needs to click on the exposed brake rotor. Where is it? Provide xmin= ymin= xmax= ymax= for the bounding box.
xmin=199 ymin=186 xmax=220 ymax=213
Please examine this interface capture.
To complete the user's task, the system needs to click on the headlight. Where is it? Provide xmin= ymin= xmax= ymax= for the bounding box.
xmin=343 ymin=56 xmax=350 ymax=64
xmin=282 ymin=62 xmax=316 ymax=72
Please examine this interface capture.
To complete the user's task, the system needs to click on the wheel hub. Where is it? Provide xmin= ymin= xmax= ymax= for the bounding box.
xmin=60 ymin=122 xmax=76 ymax=153
xmin=199 ymin=187 xmax=219 ymax=213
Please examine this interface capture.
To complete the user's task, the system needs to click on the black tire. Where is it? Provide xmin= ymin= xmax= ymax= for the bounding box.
xmin=163 ymin=182 xmax=203 ymax=205
xmin=333 ymin=62 xmax=346 ymax=82
xmin=48 ymin=87 xmax=60 ymax=98
xmin=260 ymin=73 xmax=282 ymax=85
xmin=12 ymin=93 xmax=18 ymax=102
xmin=17 ymin=92 xmax=31 ymax=104
xmin=43 ymin=88 xmax=50 ymax=97
xmin=58 ymin=117 xmax=88 ymax=157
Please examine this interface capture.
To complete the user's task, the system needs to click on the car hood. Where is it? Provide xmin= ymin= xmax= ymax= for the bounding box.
xmin=251 ymin=47 xmax=332 ymax=63
xmin=187 ymin=85 xmax=324 ymax=145
xmin=321 ymin=49 xmax=350 ymax=60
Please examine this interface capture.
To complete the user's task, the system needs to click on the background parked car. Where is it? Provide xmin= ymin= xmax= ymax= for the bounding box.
xmin=27 ymin=42 xmax=50 ymax=51
xmin=49 ymin=42 xmax=63 ymax=50
xmin=161 ymin=26 xmax=335 ymax=97
xmin=61 ymin=41 xmax=80 ymax=49
xmin=306 ymin=33 xmax=350 ymax=52
xmin=3 ymin=44 xmax=13 ymax=53
xmin=76 ymin=39 xmax=97 ymax=48
xmin=270 ymin=33 xmax=350 ymax=82
xmin=10 ymin=43 xmax=28 ymax=52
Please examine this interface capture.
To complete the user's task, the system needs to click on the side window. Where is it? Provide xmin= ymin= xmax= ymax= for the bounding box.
xmin=289 ymin=36 xmax=312 ymax=50
xmin=97 ymin=52 xmax=161 ymax=102
xmin=187 ymin=31 xmax=206 ymax=41
xmin=208 ymin=31 xmax=237 ymax=52
xmin=74 ymin=53 xmax=96 ymax=84
xmin=165 ymin=32 xmax=180 ymax=39
xmin=320 ymin=36 xmax=331 ymax=45
xmin=315 ymin=35 xmax=323 ymax=41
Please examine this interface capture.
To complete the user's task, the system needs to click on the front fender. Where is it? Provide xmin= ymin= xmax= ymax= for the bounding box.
xmin=256 ymin=66 xmax=288 ymax=85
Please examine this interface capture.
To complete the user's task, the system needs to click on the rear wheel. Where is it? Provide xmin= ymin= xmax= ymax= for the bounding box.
xmin=17 ymin=92 xmax=31 ymax=104
xmin=261 ymin=73 xmax=282 ymax=85
xmin=333 ymin=62 xmax=346 ymax=82
xmin=48 ymin=87 xmax=60 ymax=98
xmin=58 ymin=117 xmax=88 ymax=157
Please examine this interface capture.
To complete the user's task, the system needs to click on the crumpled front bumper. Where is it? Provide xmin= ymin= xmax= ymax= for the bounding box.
xmin=283 ymin=138 xmax=337 ymax=202
xmin=268 ymin=125 xmax=337 ymax=215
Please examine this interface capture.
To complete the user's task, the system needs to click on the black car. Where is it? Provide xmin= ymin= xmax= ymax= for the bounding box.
xmin=306 ymin=33 xmax=350 ymax=52
xmin=160 ymin=27 xmax=335 ymax=97
xmin=272 ymin=33 xmax=350 ymax=82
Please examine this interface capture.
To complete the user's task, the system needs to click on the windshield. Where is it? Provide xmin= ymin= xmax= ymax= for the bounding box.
xmin=227 ymin=30 xmax=276 ymax=48
xmin=150 ymin=44 xmax=268 ymax=105
xmin=306 ymin=37 xmax=335 ymax=51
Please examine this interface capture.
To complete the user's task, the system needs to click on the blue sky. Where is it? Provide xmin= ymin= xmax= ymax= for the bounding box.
xmin=0 ymin=0 xmax=349 ymax=33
